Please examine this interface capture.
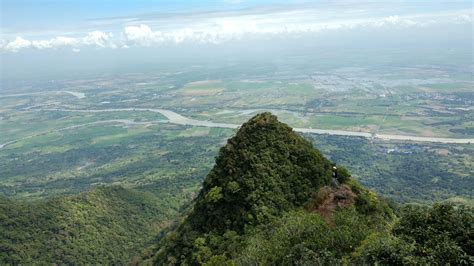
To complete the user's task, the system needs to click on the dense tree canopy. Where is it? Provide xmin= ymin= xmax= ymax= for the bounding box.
xmin=189 ymin=112 xmax=333 ymax=232
xmin=357 ymin=203 xmax=473 ymax=265
xmin=152 ymin=113 xmax=383 ymax=264
xmin=151 ymin=113 xmax=472 ymax=265
xmin=0 ymin=186 xmax=187 ymax=264
xmin=2 ymin=113 xmax=471 ymax=265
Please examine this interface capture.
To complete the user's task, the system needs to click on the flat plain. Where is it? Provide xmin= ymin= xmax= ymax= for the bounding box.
xmin=1 ymin=61 xmax=473 ymax=203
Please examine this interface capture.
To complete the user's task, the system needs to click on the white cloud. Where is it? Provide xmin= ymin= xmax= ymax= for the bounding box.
xmin=82 ymin=31 xmax=114 ymax=48
xmin=1 ymin=7 xmax=472 ymax=53
xmin=4 ymin=37 xmax=31 ymax=52
xmin=123 ymin=24 xmax=163 ymax=46
xmin=1 ymin=31 xmax=114 ymax=53
xmin=116 ymin=8 xmax=472 ymax=46
xmin=456 ymin=13 xmax=473 ymax=23
xmin=31 ymin=36 xmax=78 ymax=50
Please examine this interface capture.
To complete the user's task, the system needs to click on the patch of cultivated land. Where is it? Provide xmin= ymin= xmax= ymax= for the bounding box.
xmin=0 ymin=67 xmax=472 ymax=203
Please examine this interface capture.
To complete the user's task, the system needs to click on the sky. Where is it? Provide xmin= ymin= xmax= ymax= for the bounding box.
xmin=0 ymin=0 xmax=472 ymax=79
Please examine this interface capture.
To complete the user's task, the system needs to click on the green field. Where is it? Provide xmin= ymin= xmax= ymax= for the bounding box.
xmin=1 ymin=63 xmax=472 ymax=203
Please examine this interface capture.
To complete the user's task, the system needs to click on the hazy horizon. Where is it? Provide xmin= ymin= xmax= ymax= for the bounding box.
xmin=1 ymin=0 xmax=472 ymax=80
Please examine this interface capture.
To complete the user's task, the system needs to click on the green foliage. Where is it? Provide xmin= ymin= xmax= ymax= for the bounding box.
xmin=192 ymin=113 xmax=332 ymax=232
xmin=354 ymin=234 xmax=417 ymax=265
xmin=237 ymin=203 xmax=473 ymax=265
xmin=151 ymin=113 xmax=471 ymax=266
xmin=1 ymin=110 xmax=468 ymax=265
xmin=205 ymin=186 xmax=223 ymax=203
xmin=154 ymin=113 xmax=333 ymax=264
xmin=347 ymin=178 xmax=394 ymax=218
xmin=336 ymin=165 xmax=351 ymax=184
xmin=237 ymin=211 xmax=332 ymax=265
xmin=236 ymin=208 xmax=383 ymax=265
xmin=0 ymin=123 xmax=226 ymax=200
xmin=0 ymin=186 xmax=188 ymax=264
xmin=356 ymin=203 xmax=474 ymax=265
xmin=394 ymin=203 xmax=473 ymax=263
xmin=309 ymin=134 xmax=474 ymax=204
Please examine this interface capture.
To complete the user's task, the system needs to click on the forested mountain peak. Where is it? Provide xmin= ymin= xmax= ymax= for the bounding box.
xmin=152 ymin=113 xmax=360 ymax=264
xmin=188 ymin=112 xmax=336 ymax=233
xmin=145 ymin=113 xmax=471 ymax=265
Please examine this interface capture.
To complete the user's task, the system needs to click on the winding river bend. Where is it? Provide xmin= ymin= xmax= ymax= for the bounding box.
xmin=1 ymin=108 xmax=472 ymax=150
xmin=35 ymin=108 xmax=473 ymax=144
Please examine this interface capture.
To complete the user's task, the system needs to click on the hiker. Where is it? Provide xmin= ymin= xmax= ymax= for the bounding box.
xmin=332 ymin=166 xmax=339 ymax=188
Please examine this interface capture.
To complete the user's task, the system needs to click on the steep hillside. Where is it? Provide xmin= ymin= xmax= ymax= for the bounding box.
xmin=152 ymin=113 xmax=393 ymax=264
xmin=188 ymin=112 xmax=335 ymax=233
xmin=151 ymin=113 xmax=472 ymax=265
xmin=0 ymin=186 xmax=188 ymax=264
xmin=2 ymin=112 xmax=471 ymax=265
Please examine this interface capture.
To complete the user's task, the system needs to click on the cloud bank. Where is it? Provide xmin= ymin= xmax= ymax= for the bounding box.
xmin=1 ymin=7 xmax=472 ymax=53
xmin=1 ymin=31 xmax=115 ymax=52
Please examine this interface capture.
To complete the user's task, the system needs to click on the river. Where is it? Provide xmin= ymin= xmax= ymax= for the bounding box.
xmin=34 ymin=108 xmax=473 ymax=145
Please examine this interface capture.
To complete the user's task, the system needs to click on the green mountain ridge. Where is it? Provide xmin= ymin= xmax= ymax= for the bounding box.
xmin=150 ymin=113 xmax=472 ymax=265
xmin=0 ymin=186 xmax=188 ymax=264
xmin=0 ymin=113 xmax=472 ymax=265
xmin=187 ymin=112 xmax=335 ymax=232
xmin=151 ymin=113 xmax=394 ymax=264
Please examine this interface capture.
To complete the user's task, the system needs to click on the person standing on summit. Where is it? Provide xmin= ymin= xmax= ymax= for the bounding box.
xmin=332 ymin=166 xmax=339 ymax=188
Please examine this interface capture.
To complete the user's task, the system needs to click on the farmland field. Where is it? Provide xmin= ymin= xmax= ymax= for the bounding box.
xmin=1 ymin=60 xmax=472 ymax=203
